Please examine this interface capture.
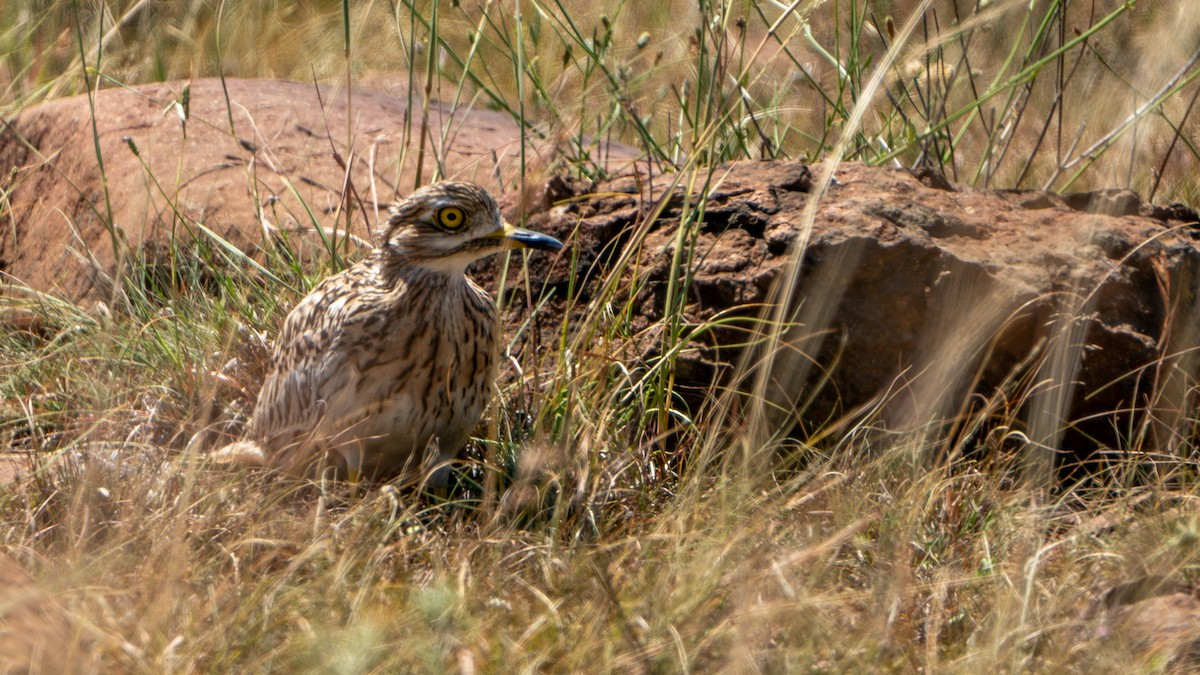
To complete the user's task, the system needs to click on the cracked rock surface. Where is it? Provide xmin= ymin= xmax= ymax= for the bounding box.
xmin=506 ymin=161 xmax=1200 ymax=455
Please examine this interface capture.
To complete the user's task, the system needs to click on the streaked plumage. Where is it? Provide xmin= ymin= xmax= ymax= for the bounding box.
xmin=219 ymin=181 xmax=562 ymax=484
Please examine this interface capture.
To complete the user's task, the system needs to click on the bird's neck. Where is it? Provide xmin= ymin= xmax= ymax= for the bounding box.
xmin=371 ymin=252 xmax=494 ymax=317
xmin=373 ymin=251 xmax=470 ymax=288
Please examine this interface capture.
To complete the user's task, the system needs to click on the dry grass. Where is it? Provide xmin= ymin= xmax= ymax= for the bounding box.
xmin=3 ymin=0 xmax=1200 ymax=671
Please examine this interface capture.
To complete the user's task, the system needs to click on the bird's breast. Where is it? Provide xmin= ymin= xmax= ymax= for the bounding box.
xmin=319 ymin=279 xmax=496 ymax=455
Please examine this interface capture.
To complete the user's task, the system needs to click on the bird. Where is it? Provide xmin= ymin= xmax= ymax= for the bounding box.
xmin=216 ymin=181 xmax=563 ymax=485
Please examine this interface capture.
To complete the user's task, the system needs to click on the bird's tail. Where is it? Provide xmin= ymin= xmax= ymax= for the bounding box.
xmin=210 ymin=440 xmax=268 ymax=468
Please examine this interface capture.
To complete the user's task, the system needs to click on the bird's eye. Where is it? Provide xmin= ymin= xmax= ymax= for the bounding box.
xmin=436 ymin=206 xmax=468 ymax=231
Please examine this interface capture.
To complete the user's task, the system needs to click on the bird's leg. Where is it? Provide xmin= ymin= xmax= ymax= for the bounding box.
xmin=421 ymin=437 xmax=457 ymax=502
xmin=427 ymin=463 xmax=452 ymax=502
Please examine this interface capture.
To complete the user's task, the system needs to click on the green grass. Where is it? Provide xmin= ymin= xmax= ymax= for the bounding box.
xmin=3 ymin=0 xmax=1200 ymax=671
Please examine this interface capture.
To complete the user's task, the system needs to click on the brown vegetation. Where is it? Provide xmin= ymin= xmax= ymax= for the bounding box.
xmin=6 ymin=1 xmax=1200 ymax=671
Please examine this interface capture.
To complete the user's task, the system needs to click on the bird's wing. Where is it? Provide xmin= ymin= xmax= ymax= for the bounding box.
xmin=248 ymin=268 xmax=375 ymax=445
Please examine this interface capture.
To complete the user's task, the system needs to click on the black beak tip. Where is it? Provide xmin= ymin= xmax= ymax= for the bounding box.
xmin=510 ymin=230 xmax=564 ymax=252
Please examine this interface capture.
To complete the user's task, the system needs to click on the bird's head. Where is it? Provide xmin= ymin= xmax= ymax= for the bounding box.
xmin=378 ymin=181 xmax=562 ymax=274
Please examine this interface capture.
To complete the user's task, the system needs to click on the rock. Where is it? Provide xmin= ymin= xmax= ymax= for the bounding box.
xmin=0 ymin=78 xmax=638 ymax=299
xmin=1105 ymin=593 xmax=1200 ymax=664
xmin=508 ymin=161 xmax=1200 ymax=460
xmin=0 ymin=553 xmax=78 ymax=672
xmin=5 ymin=79 xmax=1200 ymax=462
xmin=1088 ymin=577 xmax=1200 ymax=667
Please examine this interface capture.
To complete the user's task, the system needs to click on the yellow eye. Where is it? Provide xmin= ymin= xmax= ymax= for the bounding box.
xmin=436 ymin=206 xmax=467 ymax=230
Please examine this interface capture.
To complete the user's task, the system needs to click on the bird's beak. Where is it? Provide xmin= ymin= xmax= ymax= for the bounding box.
xmin=490 ymin=222 xmax=564 ymax=252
